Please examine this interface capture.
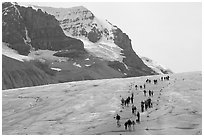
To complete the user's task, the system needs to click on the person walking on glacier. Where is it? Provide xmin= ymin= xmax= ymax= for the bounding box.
xmin=114 ymin=114 xmax=121 ymax=127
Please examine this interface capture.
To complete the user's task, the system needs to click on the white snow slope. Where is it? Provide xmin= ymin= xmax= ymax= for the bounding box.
xmin=2 ymin=42 xmax=33 ymax=62
xmin=141 ymin=56 xmax=173 ymax=74
xmin=2 ymin=71 xmax=201 ymax=135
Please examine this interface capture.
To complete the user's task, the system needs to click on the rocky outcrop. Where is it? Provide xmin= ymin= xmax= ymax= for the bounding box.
xmin=141 ymin=56 xmax=173 ymax=74
xmin=2 ymin=2 xmax=85 ymax=55
xmin=112 ymin=28 xmax=156 ymax=76
xmin=2 ymin=55 xmax=57 ymax=90
xmin=2 ymin=2 xmax=30 ymax=55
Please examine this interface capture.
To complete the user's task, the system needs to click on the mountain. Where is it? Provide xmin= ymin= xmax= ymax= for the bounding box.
xmin=2 ymin=2 xmax=85 ymax=55
xmin=34 ymin=5 xmax=156 ymax=77
xmin=2 ymin=2 xmax=169 ymax=89
xmin=140 ymin=56 xmax=173 ymax=74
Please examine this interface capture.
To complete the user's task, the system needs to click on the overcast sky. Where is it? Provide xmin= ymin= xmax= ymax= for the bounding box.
xmin=19 ymin=2 xmax=202 ymax=73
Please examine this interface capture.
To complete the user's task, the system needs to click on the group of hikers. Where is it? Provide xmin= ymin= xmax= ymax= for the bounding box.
xmin=161 ymin=76 xmax=170 ymax=81
xmin=114 ymin=75 xmax=170 ymax=132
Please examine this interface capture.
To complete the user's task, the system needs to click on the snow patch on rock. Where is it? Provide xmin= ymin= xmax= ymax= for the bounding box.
xmin=2 ymin=42 xmax=33 ymax=62
xmin=73 ymin=62 xmax=82 ymax=68
xmin=51 ymin=67 xmax=61 ymax=72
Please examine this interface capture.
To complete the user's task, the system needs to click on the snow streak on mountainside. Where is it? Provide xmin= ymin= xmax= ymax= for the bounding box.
xmin=141 ymin=57 xmax=173 ymax=74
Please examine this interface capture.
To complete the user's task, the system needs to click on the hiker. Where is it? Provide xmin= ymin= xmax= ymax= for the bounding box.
xmin=151 ymin=91 xmax=154 ymax=96
xmin=143 ymin=90 xmax=147 ymax=96
xmin=130 ymin=96 xmax=134 ymax=104
xmin=131 ymin=92 xmax=134 ymax=98
xmin=141 ymin=101 xmax=144 ymax=112
xmin=127 ymin=97 xmax=130 ymax=106
xmin=114 ymin=114 xmax=121 ymax=127
xmin=153 ymin=80 xmax=157 ymax=84
xmin=124 ymin=121 xmax=128 ymax=130
xmin=125 ymin=99 xmax=128 ymax=107
xmin=132 ymin=105 xmax=137 ymax=114
xmin=135 ymin=85 xmax=138 ymax=90
xmin=147 ymin=98 xmax=152 ymax=108
xmin=136 ymin=111 xmax=140 ymax=123
xmin=125 ymin=97 xmax=130 ymax=107
xmin=143 ymin=84 xmax=146 ymax=89
xmin=140 ymin=85 xmax=143 ymax=89
xmin=149 ymin=90 xmax=151 ymax=97
xmin=145 ymin=100 xmax=148 ymax=110
xmin=131 ymin=105 xmax=134 ymax=114
xmin=150 ymin=98 xmax=152 ymax=107
xmin=127 ymin=119 xmax=132 ymax=131
xmin=132 ymin=120 xmax=135 ymax=130
xmin=121 ymin=98 xmax=125 ymax=106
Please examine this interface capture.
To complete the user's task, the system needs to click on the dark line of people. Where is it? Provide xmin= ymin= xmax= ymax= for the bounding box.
xmin=114 ymin=75 xmax=170 ymax=132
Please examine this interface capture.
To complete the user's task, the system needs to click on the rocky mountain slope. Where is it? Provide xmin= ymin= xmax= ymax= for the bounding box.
xmin=2 ymin=55 xmax=57 ymax=89
xmin=2 ymin=2 xmax=84 ymax=55
xmin=141 ymin=57 xmax=173 ymax=74
xmin=35 ymin=5 xmax=156 ymax=76
xmin=2 ymin=2 xmax=171 ymax=89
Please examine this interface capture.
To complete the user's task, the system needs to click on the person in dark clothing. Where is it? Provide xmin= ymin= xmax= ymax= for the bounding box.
xmin=149 ymin=90 xmax=151 ymax=97
xmin=124 ymin=121 xmax=128 ymax=130
xmin=150 ymin=102 xmax=153 ymax=108
xmin=143 ymin=90 xmax=147 ymax=96
xmin=127 ymin=119 xmax=132 ymax=131
xmin=141 ymin=101 xmax=144 ymax=112
xmin=132 ymin=105 xmax=137 ymax=114
xmin=145 ymin=100 xmax=148 ymax=110
xmin=135 ymin=85 xmax=138 ymax=90
xmin=147 ymin=98 xmax=152 ymax=108
xmin=121 ymin=98 xmax=125 ymax=106
xmin=126 ymin=97 xmax=130 ymax=106
xmin=132 ymin=120 xmax=135 ymax=130
xmin=143 ymin=84 xmax=146 ymax=89
xmin=140 ymin=85 xmax=143 ymax=89
xmin=151 ymin=91 xmax=154 ymax=96
xmin=115 ymin=114 xmax=121 ymax=127
xmin=132 ymin=105 xmax=135 ymax=114
xmin=136 ymin=111 xmax=140 ymax=123
xmin=130 ymin=96 xmax=134 ymax=104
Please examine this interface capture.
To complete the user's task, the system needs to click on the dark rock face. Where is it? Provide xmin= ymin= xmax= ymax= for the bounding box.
xmin=2 ymin=2 xmax=85 ymax=55
xmin=112 ymin=28 xmax=155 ymax=76
xmin=2 ymin=3 xmax=30 ymax=55
xmin=87 ymin=28 xmax=102 ymax=43
xmin=2 ymin=55 xmax=57 ymax=90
